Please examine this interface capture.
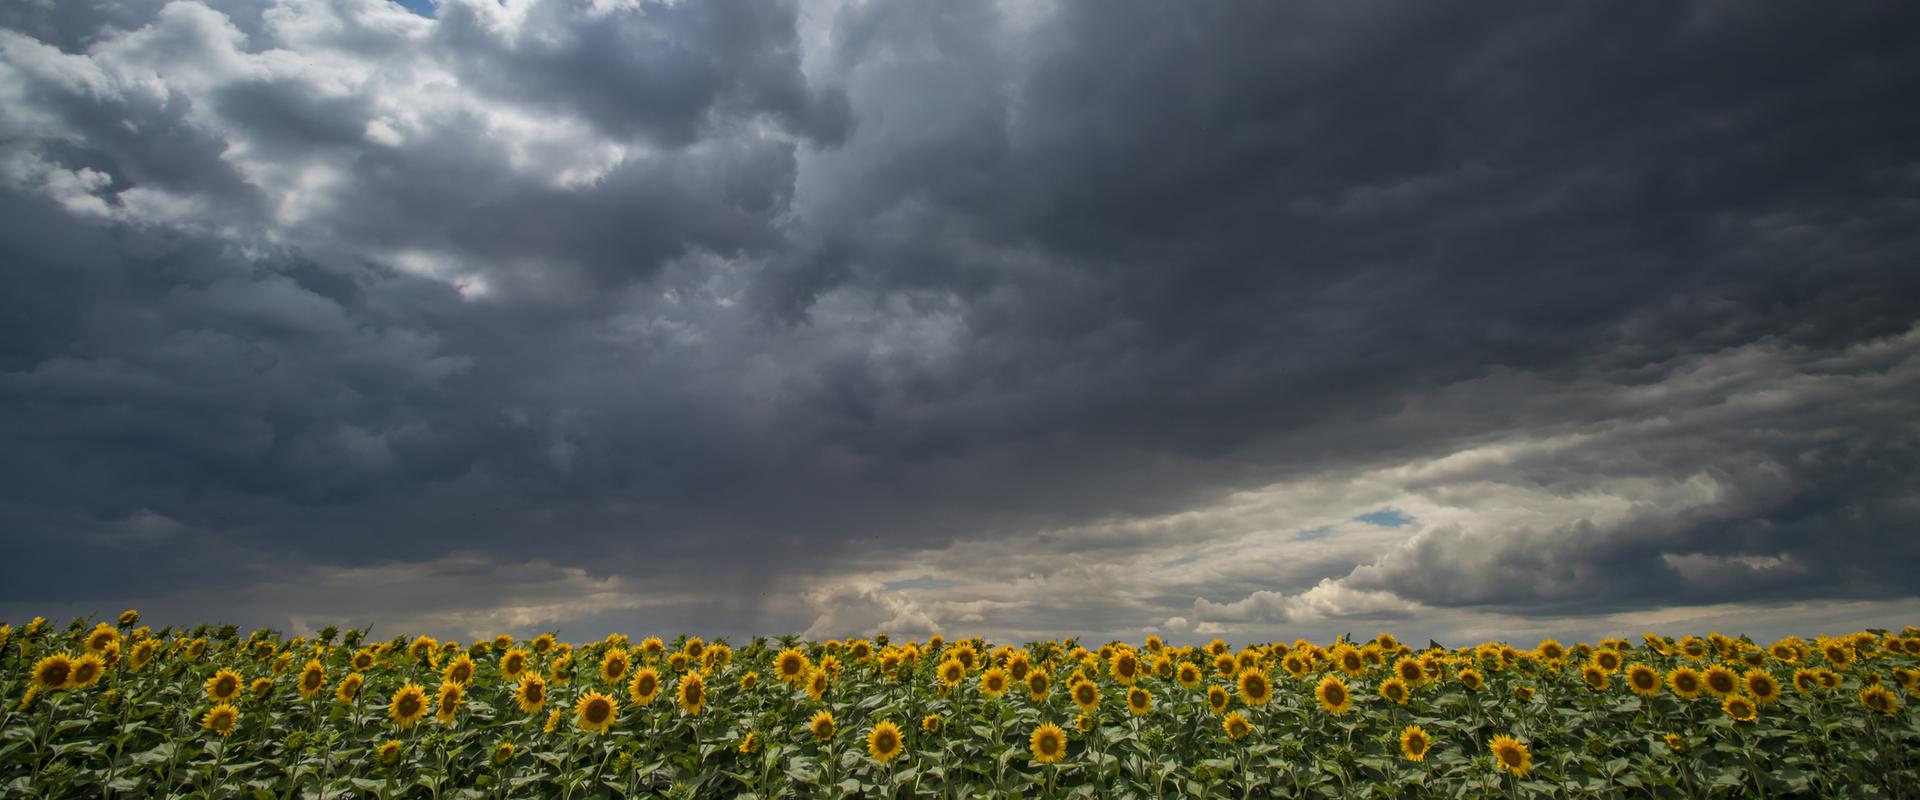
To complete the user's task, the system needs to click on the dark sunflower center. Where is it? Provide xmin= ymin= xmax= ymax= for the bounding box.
xmin=1500 ymin=748 xmax=1523 ymax=766
xmin=1327 ymin=687 xmax=1345 ymax=704
xmin=399 ymin=696 xmax=421 ymax=716
xmin=586 ymin=700 xmax=610 ymax=723
xmin=877 ymin=732 xmax=896 ymax=751
xmin=1039 ymin=734 xmax=1060 ymax=754
xmin=216 ymin=678 xmax=236 ymax=695
xmin=638 ymin=677 xmax=655 ymax=694
xmin=686 ymin=685 xmax=703 ymax=704
xmin=41 ymin=664 xmax=70 ymax=684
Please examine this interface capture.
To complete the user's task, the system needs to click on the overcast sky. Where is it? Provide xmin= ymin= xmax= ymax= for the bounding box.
xmin=3 ymin=0 xmax=1918 ymax=646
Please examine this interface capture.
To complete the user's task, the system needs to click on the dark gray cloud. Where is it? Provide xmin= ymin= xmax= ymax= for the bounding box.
xmin=1 ymin=0 xmax=1918 ymax=642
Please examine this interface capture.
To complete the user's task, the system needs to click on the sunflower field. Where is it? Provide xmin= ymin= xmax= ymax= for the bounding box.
xmin=4 ymin=614 xmax=1919 ymax=798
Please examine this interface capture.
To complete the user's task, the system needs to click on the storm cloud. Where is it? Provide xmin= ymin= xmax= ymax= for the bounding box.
xmin=2 ymin=0 xmax=1918 ymax=645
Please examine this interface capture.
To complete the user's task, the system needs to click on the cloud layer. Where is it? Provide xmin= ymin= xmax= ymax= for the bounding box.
xmin=3 ymin=0 xmax=1918 ymax=644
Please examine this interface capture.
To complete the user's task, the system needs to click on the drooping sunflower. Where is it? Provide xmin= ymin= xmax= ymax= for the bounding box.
xmin=335 ymin=673 xmax=363 ymax=704
xmin=64 ymin=654 xmax=104 ymax=690
xmin=1488 ymin=734 xmax=1531 ymax=777
xmin=1071 ymin=679 xmax=1100 ymax=711
xmin=1379 ymin=677 xmax=1410 ymax=705
xmin=981 ymin=667 xmax=1010 ymax=698
xmin=1862 ymin=685 xmax=1901 ymax=715
xmin=628 ymin=667 xmax=661 ymax=705
xmin=1222 ymin=711 xmax=1252 ymax=741
xmin=575 ymin=690 xmax=618 ymax=733
xmin=738 ymin=732 xmax=761 ymax=754
xmin=1027 ymin=670 xmax=1051 ymax=701
xmin=1400 ymin=724 xmax=1431 ymax=762
xmin=1744 ymin=670 xmax=1781 ymax=705
xmin=1721 ymin=693 xmax=1757 ymax=722
xmin=866 ymin=720 xmax=905 ymax=763
xmin=599 ymin=648 xmax=630 ymax=685
xmin=810 ymin=709 xmax=837 ymax=742
xmin=1703 ymin=665 xmax=1739 ymax=698
xmin=206 ymin=669 xmax=245 ymax=703
xmin=1667 ymin=667 xmax=1704 ymax=699
xmin=434 ymin=682 xmax=464 ymax=726
xmin=1314 ymin=675 xmax=1352 ymax=715
xmin=1126 ymin=686 xmax=1153 ymax=716
xmin=677 ymin=670 xmax=706 ymax=715
xmin=389 ymin=683 xmax=430 ymax=728
xmin=1207 ymin=685 xmax=1230 ymax=714
xmin=297 ymin=660 xmax=327 ymax=698
xmin=1029 ymin=722 xmax=1067 ymax=764
xmin=1238 ymin=667 xmax=1273 ymax=707
xmin=202 ymin=703 xmax=239 ymax=737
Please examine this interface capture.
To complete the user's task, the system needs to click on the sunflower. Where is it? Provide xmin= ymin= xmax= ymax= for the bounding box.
xmin=543 ymin=710 xmax=562 ymax=733
xmin=351 ymin=649 xmax=377 ymax=672
xmin=249 ymin=677 xmax=275 ymax=699
xmin=1663 ymin=733 xmax=1685 ymax=753
xmin=1109 ymin=651 xmax=1142 ymax=685
xmin=1075 ymin=713 xmax=1094 ymax=732
xmin=1315 ymin=675 xmax=1352 ymax=715
xmin=1667 ymin=667 xmax=1704 ymax=699
xmin=1862 ymin=685 xmax=1901 ymax=715
xmin=921 ymin=714 xmax=942 ymax=734
xmin=1591 ymin=648 xmax=1622 ymax=674
xmin=1489 ymin=734 xmax=1531 ymax=777
xmin=1207 ymin=685 xmax=1230 ymax=714
xmin=866 ymin=720 xmax=905 ymax=763
xmin=1334 ymin=646 xmax=1366 ymax=676
xmin=1222 ymin=711 xmax=1252 ymax=741
xmin=1379 ymin=677 xmax=1410 ymax=705
xmin=1238 ymin=668 xmax=1273 ymax=706
xmin=62 ymin=653 xmax=104 ymax=690
xmin=432 ymin=682 xmax=463 ymax=726
xmin=810 ymin=709 xmax=837 ymax=742
xmin=1400 ymin=724 xmax=1431 ymax=762
xmin=1716 ymin=693 xmax=1756 ymax=722
xmin=598 ymin=648 xmax=630 ymax=685
xmin=981 ymin=667 xmax=1010 ymax=698
xmin=202 ymin=703 xmax=239 ymax=737
xmin=408 ymin=636 xmax=437 ymax=663
xmin=1703 ymin=665 xmax=1739 ymax=698
xmin=389 ymin=683 xmax=429 ymax=728
xmin=1815 ymin=668 xmax=1840 ymax=689
xmin=187 ymin=638 xmax=208 ymax=659
xmin=498 ymin=648 xmax=530 ymax=681
xmin=1071 ymin=680 xmax=1100 ymax=711
xmin=1394 ymin=657 xmax=1427 ymax=685
xmin=1458 ymin=668 xmax=1485 ymax=692
xmin=1535 ymin=640 xmax=1566 ymax=662
xmin=335 ymin=673 xmax=363 ymax=704
xmin=937 ymin=658 xmax=967 ymax=689
xmin=1580 ymin=664 xmax=1610 ymax=691
xmin=1822 ymin=641 xmax=1853 ymax=668
xmin=1126 ymin=686 xmax=1153 ymax=716
xmin=668 ymin=652 xmax=690 ymax=673
xmin=206 ymin=669 xmax=244 ymax=703
xmin=626 ymin=666 xmax=661 ymax=705
xmin=806 ymin=668 xmax=831 ymax=701
xmin=1792 ymin=668 xmax=1820 ymax=693
xmin=1626 ymin=663 xmax=1662 ymax=697
xmin=369 ymin=739 xmax=402 ymax=767
xmin=1027 ymin=670 xmax=1051 ymax=701
xmin=1514 ymin=685 xmax=1534 ymax=703
xmin=86 ymin=624 xmax=119 ymax=653
xmin=738 ymin=732 xmax=761 ymax=754
xmin=1744 ymin=670 xmax=1781 ymax=705
xmin=677 ymin=671 xmax=706 ymax=715
xmin=1029 ymin=723 xmax=1067 ymax=764
xmin=1175 ymin=662 xmax=1202 ymax=688
xmin=575 ymin=690 xmax=618 ymax=733
xmin=297 ymin=660 xmax=327 ymax=698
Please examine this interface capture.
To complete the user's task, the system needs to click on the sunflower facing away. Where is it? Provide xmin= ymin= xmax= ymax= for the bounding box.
xmin=1400 ymin=724 xmax=1431 ymax=762
xmin=575 ymin=690 xmax=618 ymax=733
xmin=1489 ymin=734 xmax=1531 ymax=777
xmin=1029 ymin=723 xmax=1067 ymax=764
xmin=389 ymin=683 xmax=429 ymax=728
xmin=1315 ymin=675 xmax=1352 ymax=715
xmin=867 ymin=720 xmax=905 ymax=763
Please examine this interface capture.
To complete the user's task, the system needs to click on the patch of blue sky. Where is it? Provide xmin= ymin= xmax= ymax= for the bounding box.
xmin=1354 ymin=508 xmax=1413 ymax=527
xmin=393 ymin=0 xmax=436 ymax=18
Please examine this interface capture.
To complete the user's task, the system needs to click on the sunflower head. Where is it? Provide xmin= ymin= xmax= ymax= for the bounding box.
xmin=500 ymin=649 xmax=530 ymax=680
xmin=1126 ymin=686 xmax=1152 ymax=716
xmin=1029 ymin=723 xmax=1067 ymax=764
xmin=738 ymin=732 xmax=761 ymax=754
xmin=1315 ymin=675 xmax=1352 ymax=715
xmin=1071 ymin=679 xmax=1100 ymax=711
xmin=202 ymin=703 xmax=239 ymax=737
xmin=1722 ymin=693 xmax=1758 ymax=722
xmin=1668 ymin=667 xmax=1703 ymax=698
xmin=389 ymin=683 xmax=429 ymax=728
xmin=810 ymin=709 xmax=837 ymax=742
xmin=32 ymin=654 xmax=75 ymax=692
xmin=86 ymin=624 xmax=120 ymax=653
xmin=1862 ymin=685 xmax=1901 ymax=715
xmin=1026 ymin=670 xmax=1051 ymax=700
xmin=938 ymin=658 xmax=966 ymax=687
xmin=1379 ymin=677 xmax=1410 ymax=705
xmin=920 ymin=713 xmax=942 ymax=734
xmin=377 ymin=739 xmax=404 ymax=766
xmin=1744 ymin=670 xmax=1781 ymax=704
xmin=1489 ymin=734 xmax=1531 ymax=777
xmin=1237 ymin=668 xmax=1273 ymax=706
xmin=1592 ymin=649 xmax=1622 ymax=673
xmin=600 ymin=648 xmax=631 ymax=684
xmin=1399 ymin=724 xmax=1431 ymax=762
xmin=1581 ymin=664 xmax=1610 ymax=691
xmin=981 ymin=667 xmax=1010 ymax=697
xmin=677 ymin=671 xmax=707 ymax=715
xmin=575 ymin=690 xmax=618 ymax=733
xmin=806 ymin=668 xmax=831 ymax=701
xmin=1458 ymin=668 xmax=1485 ymax=692
xmin=1222 ymin=711 xmax=1252 ymax=741
xmin=1110 ymin=651 xmax=1141 ymax=685
xmin=1176 ymin=662 xmax=1202 ymax=688
xmin=298 ymin=660 xmax=327 ymax=698
xmin=866 ymin=720 xmax=905 ymax=762
xmin=335 ymin=673 xmax=363 ymax=704
xmin=1703 ymin=665 xmax=1739 ymax=697
xmin=1395 ymin=657 xmax=1426 ymax=685
xmin=1207 ymin=684 xmax=1229 ymax=714
xmin=630 ymin=668 xmax=662 ymax=705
